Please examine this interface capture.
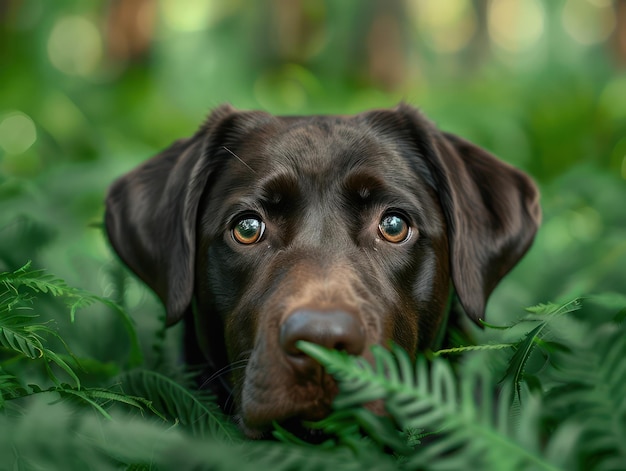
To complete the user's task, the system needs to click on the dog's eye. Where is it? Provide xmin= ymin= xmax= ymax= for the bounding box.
xmin=378 ymin=213 xmax=411 ymax=243
xmin=232 ymin=217 xmax=265 ymax=244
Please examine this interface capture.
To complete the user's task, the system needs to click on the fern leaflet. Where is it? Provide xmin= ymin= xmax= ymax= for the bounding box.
xmin=117 ymin=369 xmax=241 ymax=442
xmin=299 ymin=341 xmax=564 ymax=470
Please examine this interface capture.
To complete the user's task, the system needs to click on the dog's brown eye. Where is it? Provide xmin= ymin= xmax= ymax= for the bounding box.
xmin=233 ymin=217 xmax=265 ymax=244
xmin=379 ymin=214 xmax=411 ymax=243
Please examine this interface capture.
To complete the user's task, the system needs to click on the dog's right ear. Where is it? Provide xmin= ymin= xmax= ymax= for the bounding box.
xmin=105 ymin=104 xmax=240 ymax=326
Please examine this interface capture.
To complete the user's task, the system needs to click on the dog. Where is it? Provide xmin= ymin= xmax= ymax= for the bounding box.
xmin=105 ymin=103 xmax=540 ymax=438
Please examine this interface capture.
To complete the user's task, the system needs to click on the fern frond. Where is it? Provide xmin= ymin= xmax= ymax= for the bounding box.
xmin=0 ymin=317 xmax=45 ymax=359
xmin=299 ymin=341 xmax=564 ymax=470
xmin=0 ymin=262 xmax=142 ymax=368
xmin=41 ymin=348 xmax=81 ymax=387
xmin=1 ymin=398 xmax=398 ymax=470
xmin=502 ymin=297 xmax=583 ymax=403
xmin=432 ymin=343 xmax=513 ymax=357
xmin=0 ymin=261 xmax=72 ymax=297
xmin=68 ymin=293 xmax=143 ymax=367
xmin=59 ymin=386 xmax=165 ymax=420
xmin=0 ymin=306 xmax=82 ymax=387
xmin=2 ymin=381 xmax=163 ymax=420
xmin=117 ymin=369 xmax=241 ymax=442
xmin=524 ymin=298 xmax=583 ymax=316
xmin=544 ymin=323 xmax=626 ymax=470
xmin=0 ymin=367 xmax=25 ymax=407
xmin=504 ymin=323 xmax=543 ymax=403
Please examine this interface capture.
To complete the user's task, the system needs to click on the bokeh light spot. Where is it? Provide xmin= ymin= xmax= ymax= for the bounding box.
xmin=411 ymin=0 xmax=476 ymax=53
xmin=254 ymin=64 xmax=321 ymax=112
xmin=562 ymin=0 xmax=615 ymax=45
xmin=567 ymin=206 xmax=603 ymax=242
xmin=161 ymin=0 xmax=216 ymax=31
xmin=0 ymin=111 xmax=37 ymax=154
xmin=488 ymin=0 xmax=545 ymax=53
xmin=599 ymin=76 xmax=626 ymax=121
xmin=47 ymin=16 xmax=102 ymax=76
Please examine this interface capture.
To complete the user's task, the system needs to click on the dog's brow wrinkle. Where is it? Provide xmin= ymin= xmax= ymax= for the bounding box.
xmin=222 ymin=146 xmax=257 ymax=175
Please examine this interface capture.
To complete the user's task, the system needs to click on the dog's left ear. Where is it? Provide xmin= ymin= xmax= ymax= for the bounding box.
xmin=434 ymin=130 xmax=541 ymax=323
xmin=379 ymin=104 xmax=541 ymax=324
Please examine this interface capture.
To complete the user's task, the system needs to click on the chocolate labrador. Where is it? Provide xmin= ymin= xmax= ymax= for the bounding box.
xmin=105 ymin=103 xmax=540 ymax=438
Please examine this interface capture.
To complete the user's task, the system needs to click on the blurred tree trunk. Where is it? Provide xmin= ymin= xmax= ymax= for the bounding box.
xmin=105 ymin=0 xmax=156 ymax=64
xmin=466 ymin=0 xmax=490 ymax=68
xmin=268 ymin=0 xmax=408 ymax=91
xmin=271 ymin=0 xmax=320 ymax=62
xmin=614 ymin=0 xmax=626 ymax=65
xmin=366 ymin=0 xmax=408 ymax=91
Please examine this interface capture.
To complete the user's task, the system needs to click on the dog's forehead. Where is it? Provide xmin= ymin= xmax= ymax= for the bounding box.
xmin=244 ymin=116 xmax=414 ymax=182
xmin=207 ymin=114 xmax=442 ymax=230
xmin=203 ymin=112 xmax=445 ymax=242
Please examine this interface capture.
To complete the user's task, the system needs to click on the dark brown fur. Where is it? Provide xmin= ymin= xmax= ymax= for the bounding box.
xmin=105 ymin=104 xmax=540 ymax=438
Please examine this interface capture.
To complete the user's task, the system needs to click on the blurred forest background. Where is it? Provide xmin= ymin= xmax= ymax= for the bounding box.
xmin=0 ymin=0 xmax=625 ymax=394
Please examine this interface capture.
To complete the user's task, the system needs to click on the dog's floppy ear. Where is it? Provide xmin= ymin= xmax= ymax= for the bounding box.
xmin=389 ymin=104 xmax=541 ymax=323
xmin=434 ymin=131 xmax=541 ymax=323
xmin=105 ymin=104 xmax=238 ymax=326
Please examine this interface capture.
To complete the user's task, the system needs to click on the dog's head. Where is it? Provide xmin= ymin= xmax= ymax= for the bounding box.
xmin=105 ymin=104 xmax=540 ymax=437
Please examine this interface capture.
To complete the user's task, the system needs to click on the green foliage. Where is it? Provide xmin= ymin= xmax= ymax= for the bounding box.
xmin=0 ymin=263 xmax=156 ymax=420
xmin=298 ymin=343 xmax=558 ymax=470
xmin=118 ymin=369 xmax=241 ymax=441
xmin=0 ymin=261 xmax=142 ymax=368
xmin=4 ymin=262 xmax=624 ymax=470
xmin=1 ymin=263 xmax=83 ymax=388
xmin=541 ymin=307 xmax=626 ymax=470
xmin=501 ymin=298 xmax=583 ymax=403
xmin=1 ymin=2 xmax=625 ymax=469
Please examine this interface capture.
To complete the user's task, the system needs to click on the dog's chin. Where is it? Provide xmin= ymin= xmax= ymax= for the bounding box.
xmin=237 ymin=396 xmax=387 ymax=441
xmin=237 ymin=416 xmax=332 ymax=443
xmin=236 ymin=402 xmax=334 ymax=442
xmin=237 ymin=389 xmax=336 ymax=440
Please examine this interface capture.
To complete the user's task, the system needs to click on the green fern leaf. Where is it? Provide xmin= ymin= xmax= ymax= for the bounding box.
xmin=502 ymin=297 xmax=584 ymax=403
xmin=433 ymin=343 xmax=514 ymax=356
xmin=1 ymin=262 xmax=143 ymax=368
xmin=544 ymin=323 xmax=626 ymax=470
xmin=59 ymin=387 xmax=112 ymax=418
xmin=0 ymin=308 xmax=82 ymax=388
xmin=524 ymin=297 xmax=583 ymax=316
xmin=299 ymin=341 xmax=562 ymax=470
xmin=118 ymin=369 xmax=241 ymax=442
xmin=0 ymin=367 xmax=24 ymax=407
xmin=84 ymin=295 xmax=143 ymax=367
xmin=0 ymin=319 xmax=45 ymax=359
xmin=84 ymin=388 xmax=164 ymax=418
xmin=55 ymin=386 xmax=164 ymax=420
xmin=503 ymin=323 xmax=544 ymax=403
xmin=41 ymin=348 xmax=81 ymax=388
xmin=0 ymin=261 xmax=70 ymax=297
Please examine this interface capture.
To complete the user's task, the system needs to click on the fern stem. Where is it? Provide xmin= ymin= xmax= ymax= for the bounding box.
xmin=432 ymin=343 xmax=513 ymax=356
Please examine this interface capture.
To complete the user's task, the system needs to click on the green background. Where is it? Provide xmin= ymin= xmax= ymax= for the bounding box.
xmin=1 ymin=0 xmax=625 ymax=407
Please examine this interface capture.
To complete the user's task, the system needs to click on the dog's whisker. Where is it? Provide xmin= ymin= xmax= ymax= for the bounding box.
xmin=222 ymin=146 xmax=256 ymax=175
xmin=223 ymin=377 xmax=246 ymax=413
xmin=199 ymin=359 xmax=249 ymax=391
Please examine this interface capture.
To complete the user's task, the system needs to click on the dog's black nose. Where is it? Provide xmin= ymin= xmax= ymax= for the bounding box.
xmin=279 ymin=309 xmax=366 ymax=364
